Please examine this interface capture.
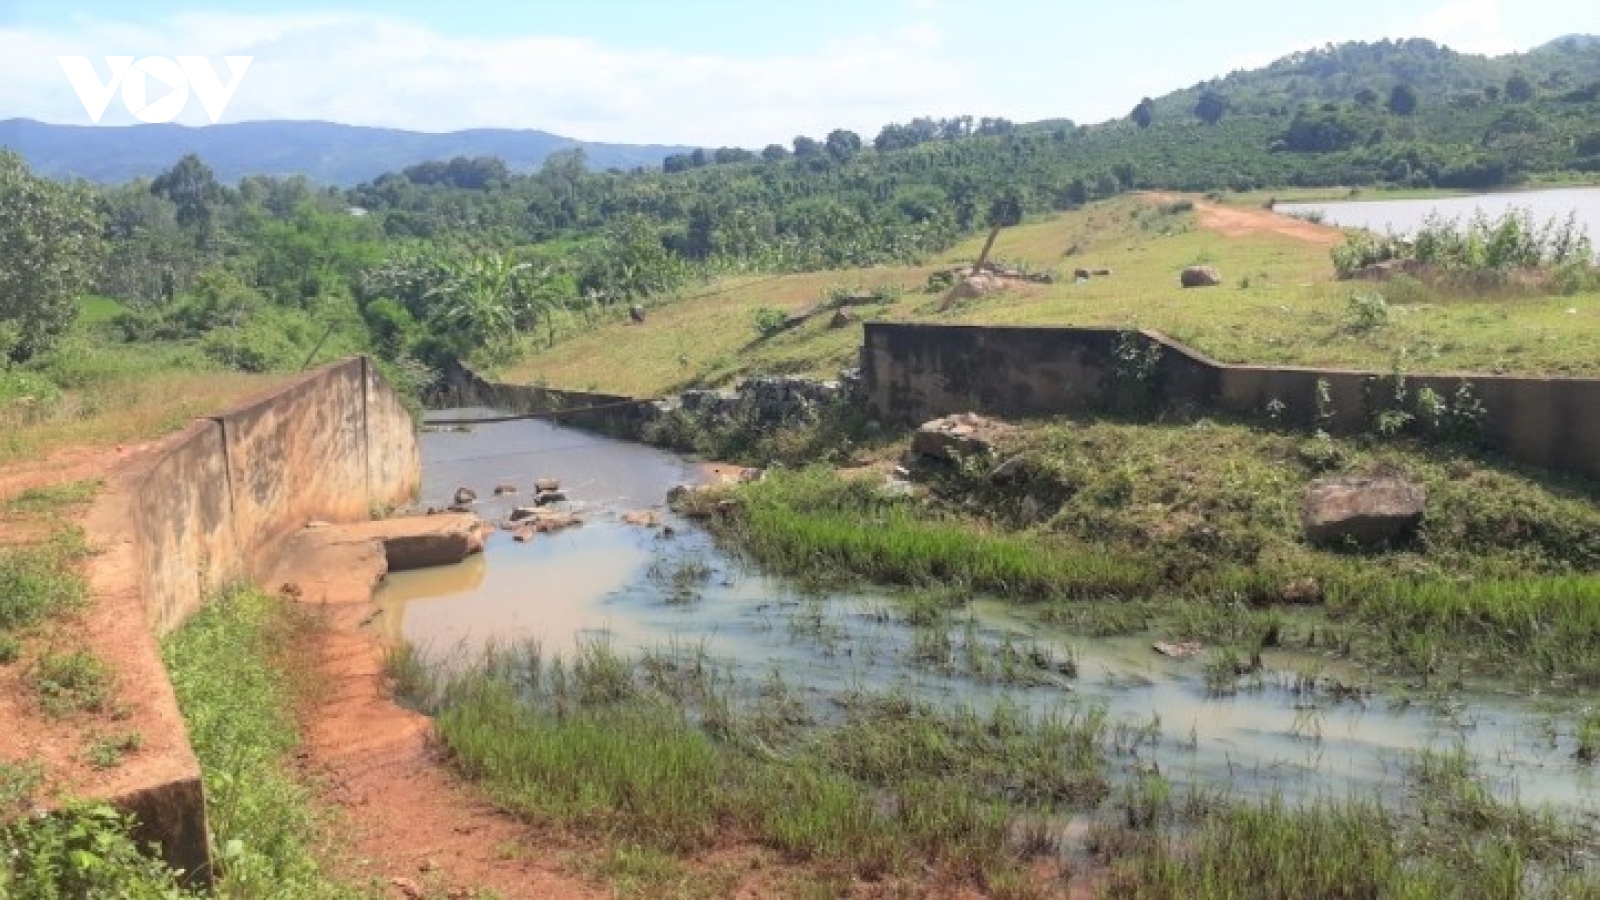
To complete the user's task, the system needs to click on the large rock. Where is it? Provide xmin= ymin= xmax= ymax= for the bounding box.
xmin=313 ymin=513 xmax=488 ymax=571
xmin=1180 ymin=266 xmax=1222 ymax=288
xmin=1302 ymin=476 xmax=1426 ymax=547
xmin=912 ymin=413 xmax=1012 ymax=464
xmin=944 ymin=273 xmax=1003 ymax=303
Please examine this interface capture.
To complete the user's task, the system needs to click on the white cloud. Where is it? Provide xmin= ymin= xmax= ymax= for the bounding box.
xmin=0 ymin=12 xmax=981 ymax=146
xmin=1406 ymin=0 xmax=1518 ymax=54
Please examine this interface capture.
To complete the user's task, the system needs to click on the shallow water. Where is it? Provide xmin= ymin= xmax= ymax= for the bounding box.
xmin=1277 ymin=185 xmax=1600 ymax=251
xmin=378 ymin=414 xmax=1600 ymax=814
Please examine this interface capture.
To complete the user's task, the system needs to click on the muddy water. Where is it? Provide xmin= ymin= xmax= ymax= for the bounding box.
xmin=378 ymin=414 xmax=1600 ymax=813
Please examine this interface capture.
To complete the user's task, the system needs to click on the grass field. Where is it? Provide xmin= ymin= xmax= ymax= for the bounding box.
xmin=503 ymin=195 xmax=1600 ymax=395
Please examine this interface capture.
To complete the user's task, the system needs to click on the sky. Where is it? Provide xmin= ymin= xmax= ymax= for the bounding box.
xmin=2 ymin=0 xmax=1596 ymax=146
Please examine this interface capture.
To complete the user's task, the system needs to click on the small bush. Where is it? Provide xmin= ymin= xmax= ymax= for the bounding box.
xmin=1344 ymin=291 xmax=1389 ymax=333
xmin=751 ymin=307 xmax=789 ymax=338
xmin=1 ymin=804 xmax=196 ymax=898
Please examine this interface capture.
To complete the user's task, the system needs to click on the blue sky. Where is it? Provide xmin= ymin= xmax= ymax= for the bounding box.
xmin=2 ymin=0 xmax=1595 ymax=145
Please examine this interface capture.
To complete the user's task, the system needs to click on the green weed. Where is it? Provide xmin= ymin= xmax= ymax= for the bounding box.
xmin=163 ymin=586 xmax=362 ymax=898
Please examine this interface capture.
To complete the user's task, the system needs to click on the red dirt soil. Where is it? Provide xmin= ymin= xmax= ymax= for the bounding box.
xmin=0 ymin=440 xmax=193 ymax=814
xmin=1144 ymin=191 xmax=1344 ymax=246
xmin=272 ymin=528 xmax=606 ymax=900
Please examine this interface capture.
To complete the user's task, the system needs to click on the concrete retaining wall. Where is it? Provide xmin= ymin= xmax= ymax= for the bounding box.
xmin=429 ymin=360 xmax=659 ymax=437
xmin=863 ymin=323 xmax=1600 ymax=481
xmin=84 ymin=356 xmax=420 ymax=878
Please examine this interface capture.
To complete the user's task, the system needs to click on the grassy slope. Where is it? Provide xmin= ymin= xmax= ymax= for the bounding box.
xmin=504 ymin=195 xmax=1600 ymax=395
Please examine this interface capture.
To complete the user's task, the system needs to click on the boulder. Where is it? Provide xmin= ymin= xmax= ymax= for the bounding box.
xmin=944 ymin=273 xmax=1002 ymax=303
xmin=533 ymin=489 xmax=567 ymax=506
xmin=1302 ymin=476 xmax=1426 ymax=547
xmin=493 ymin=484 xmax=518 ymax=495
xmin=509 ymin=510 xmax=581 ymax=540
xmin=1180 ymin=266 xmax=1222 ymax=288
xmin=1074 ymin=268 xmax=1091 ymax=280
xmin=453 ymin=487 xmax=477 ymax=505
xmin=830 ymin=308 xmax=859 ymax=328
xmin=622 ymin=510 xmax=662 ymax=527
xmin=1092 ymin=268 xmax=1113 ymax=277
xmin=535 ymin=477 xmax=561 ymax=493
xmin=911 ymin=413 xmax=1012 ymax=464
xmin=1347 ymin=258 xmax=1426 ymax=282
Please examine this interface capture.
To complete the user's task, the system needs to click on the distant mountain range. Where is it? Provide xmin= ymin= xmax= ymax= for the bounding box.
xmin=0 ymin=118 xmax=694 ymax=185
xmin=4 ymin=33 xmax=1596 ymax=188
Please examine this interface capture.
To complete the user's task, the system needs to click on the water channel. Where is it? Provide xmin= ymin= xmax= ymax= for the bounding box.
xmin=376 ymin=413 xmax=1600 ymax=817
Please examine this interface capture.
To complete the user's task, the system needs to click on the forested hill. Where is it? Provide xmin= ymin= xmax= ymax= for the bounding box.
xmin=0 ymin=118 xmax=694 ymax=185
xmin=1149 ymin=36 xmax=1600 ymax=120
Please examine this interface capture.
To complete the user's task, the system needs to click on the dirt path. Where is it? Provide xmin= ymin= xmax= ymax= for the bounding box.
xmin=272 ymin=529 xmax=606 ymax=900
xmin=1144 ymin=191 xmax=1343 ymax=246
xmin=0 ymin=441 xmax=178 ymax=808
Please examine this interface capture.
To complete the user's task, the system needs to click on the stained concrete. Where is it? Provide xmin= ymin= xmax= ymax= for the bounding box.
xmin=863 ymin=323 xmax=1600 ymax=481
xmin=78 ymin=356 xmax=421 ymax=881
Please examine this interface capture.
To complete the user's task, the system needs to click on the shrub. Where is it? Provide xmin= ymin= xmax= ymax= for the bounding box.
xmin=1344 ymin=291 xmax=1389 ymax=333
xmin=751 ymin=307 xmax=789 ymax=338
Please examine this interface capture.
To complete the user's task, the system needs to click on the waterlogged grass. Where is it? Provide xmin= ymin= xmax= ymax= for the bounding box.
xmin=163 ymin=587 xmax=362 ymax=898
xmin=708 ymin=412 xmax=1600 ymax=685
xmin=1336 ymin=574 xmax=1600 ymax=683
xmin=722 ymin=466 xmax=1156 ymax=599
xmin=1100 ymin=747 xmax=1599 ymax=899
xmin=412 ymin=640 xmax=1102 ymax=889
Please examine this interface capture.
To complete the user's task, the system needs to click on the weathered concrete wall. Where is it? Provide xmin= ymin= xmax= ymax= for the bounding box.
xmin=216 ymin=361 xmax=370 ymax=587
xmin=84 ymin=356 xmax=421 ymax=878
xmin=863 ymin=322 xmax=1600 ymax=481
xmin=429 ymin=360 xmax=658 ymax=437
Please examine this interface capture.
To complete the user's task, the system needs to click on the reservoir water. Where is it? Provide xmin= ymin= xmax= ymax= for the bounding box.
xmin=376 ymin=413 xmax=1600 ymax=817
xmin=1277 ymin=185 xmax=1600 ymax=250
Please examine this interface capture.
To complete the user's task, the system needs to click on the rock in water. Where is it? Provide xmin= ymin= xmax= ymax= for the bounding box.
xmin=453 ymin=487 xmax=477 ymax=505
xmin=535 ymin=477 xmax=560 ymax=493
xmin=1302 ymin=475 xmax=1426 ymax=547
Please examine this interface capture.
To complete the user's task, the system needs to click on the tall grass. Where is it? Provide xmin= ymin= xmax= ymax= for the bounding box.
xmin=723 ymin=467 xmax=1156 ymax=598
xmin=162 ymin=587 xmax=362 ymax=898
xmin=418 ymin=639 xmax=1103 ymax=886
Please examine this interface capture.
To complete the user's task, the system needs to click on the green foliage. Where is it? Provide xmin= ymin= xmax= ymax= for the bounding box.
xmin=163 ymin=587 xmax=363 ymax=898
xmin=1 ymin=804 xmax=197 ymax=899
xmin=1343 ymin=290 xmax=1390 ymax=332
xmin=751 ymin=307 xmax=789 ymax=338
xmin=0 ymin=152 xmax=103 ymax=365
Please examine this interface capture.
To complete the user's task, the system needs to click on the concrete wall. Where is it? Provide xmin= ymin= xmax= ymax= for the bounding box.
xmin=863 ymin=323 xmax=1600 ymax=481
xmin=429 ymin=360 xmax=659 ymax=438
xmin=85 ymin=356 xmax=421 ymax=877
